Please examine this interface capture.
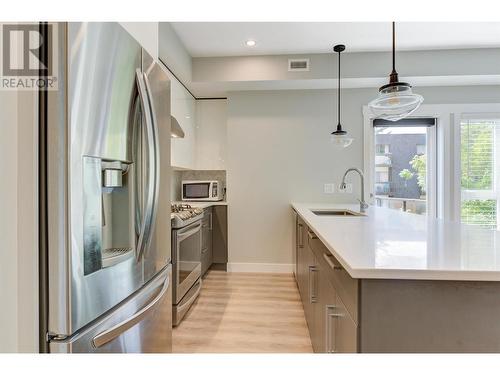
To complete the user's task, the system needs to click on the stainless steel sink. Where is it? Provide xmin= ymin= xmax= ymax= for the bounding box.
xmin=311 ymin=209 xmax=366 ymax=217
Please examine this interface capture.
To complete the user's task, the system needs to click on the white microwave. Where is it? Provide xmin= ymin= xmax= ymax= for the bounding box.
xmin=182 ymin=180 xmax=223 ymax=201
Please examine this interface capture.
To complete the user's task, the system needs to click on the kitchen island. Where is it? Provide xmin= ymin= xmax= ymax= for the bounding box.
xmin=292 ymin=203 xmax=500 ymax=353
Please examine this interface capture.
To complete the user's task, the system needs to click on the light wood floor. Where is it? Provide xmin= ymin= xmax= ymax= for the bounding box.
xmin=172 ymin=270 xmax=313 ymax=353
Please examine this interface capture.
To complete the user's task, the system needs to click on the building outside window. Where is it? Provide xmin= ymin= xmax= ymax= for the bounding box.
xmin=373 ymin=119 xmax=435 ymax=215
xmin=376 ymin=144 xmax=390 ymax=155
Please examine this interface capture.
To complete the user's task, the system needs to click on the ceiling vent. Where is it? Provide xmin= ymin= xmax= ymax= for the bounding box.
xmin=288 ymin=58 xmax=310 ymax=72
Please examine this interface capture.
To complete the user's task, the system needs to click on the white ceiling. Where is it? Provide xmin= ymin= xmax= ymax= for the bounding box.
xmin=171 ymin=22 xmax=500 ymax=57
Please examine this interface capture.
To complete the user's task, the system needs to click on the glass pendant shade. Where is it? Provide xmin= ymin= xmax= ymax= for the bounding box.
xmin=330 ymin=125 xmax=353 ymax=148
xmin=368 ymin=22 xmax=423 ymax=122
xmin=330 ymin=132 xmax=354 ymax=148
xmin=368 ymin=83 xmax=424 ymax=122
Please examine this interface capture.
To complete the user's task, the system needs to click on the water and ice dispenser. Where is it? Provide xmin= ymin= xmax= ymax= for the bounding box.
xmin=83 ymin=156 xmax=135 ymax=275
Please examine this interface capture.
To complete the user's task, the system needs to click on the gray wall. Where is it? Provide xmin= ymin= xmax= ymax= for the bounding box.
xmin=226 ymin=85 xmax=500 ymax=267
xmin=0 ymin=90 xmax=19 ymax=352
xmin=190 ymin=49 xmax=500 ymax=97
xmin=0 ymin=87 xmax=38 ymax=352
xmin=171 ymin=169 xmax=183 ymax=202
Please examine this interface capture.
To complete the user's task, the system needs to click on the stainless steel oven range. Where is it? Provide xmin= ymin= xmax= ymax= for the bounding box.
xmin=171 ymin=204 xmax=204 ymax=326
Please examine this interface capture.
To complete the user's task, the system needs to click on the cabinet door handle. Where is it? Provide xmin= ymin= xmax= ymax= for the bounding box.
xmin=325 ymin=305 xmax=342 ymax=353
xmin=308 ymin=265 xmax=318 ymax=304
xmin=298 ymin=224 xmax=304 ymax=248
xmin=307 ymin=231 xmax=318 ymax=240
xmin=323 ymin=253 xmax=343 ymax=270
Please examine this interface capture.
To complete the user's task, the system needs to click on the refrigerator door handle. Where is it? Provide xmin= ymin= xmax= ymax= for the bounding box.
xmin=92 ymin=272 xmax=170 ymax=349
xmin=141 ymin=69 xmax=160 ymax=259
xmin=135 ymin=68 xmax=156 ymax=261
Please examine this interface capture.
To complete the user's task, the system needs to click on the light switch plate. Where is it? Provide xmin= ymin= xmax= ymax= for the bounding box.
xmin=324 ymin=183 xmax=335 ymax=194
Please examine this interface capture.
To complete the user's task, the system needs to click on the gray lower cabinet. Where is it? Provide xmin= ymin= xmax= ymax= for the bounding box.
xmin=295 ymin=219 xmax=358 ymax=353
xmin=317 ymin=270 xmax=334 ymax=353
xmin=304 ymin=231 xmax=317 ymax=331
xmin=212 ymin=205 xmax=228 ymax=267
xmin=201 ymin=207 xmax=213 ymax=276
xmin=333 ymin=294 xmax=357 ymax=353
xmin=296 ymin=216 xmax=308 ymax=303
xmin=200 ymin=205 xmax=228 ymax=276
xmin=292 ymin=210 xmax=298 ymax=279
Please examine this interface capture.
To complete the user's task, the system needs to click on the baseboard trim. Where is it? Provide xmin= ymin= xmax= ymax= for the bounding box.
xmin=227 ymin=262 xmax=294 ymax=274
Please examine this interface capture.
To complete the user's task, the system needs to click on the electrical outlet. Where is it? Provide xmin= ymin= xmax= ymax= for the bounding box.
xmin=323 ymin=183 xmax=335 ymax=194
xmin=338 ymin=183 xmax=353 ymax=194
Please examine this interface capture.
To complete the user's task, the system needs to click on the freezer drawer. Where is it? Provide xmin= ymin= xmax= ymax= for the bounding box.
xmin=50 ymin=265 xmax=172 ymax=353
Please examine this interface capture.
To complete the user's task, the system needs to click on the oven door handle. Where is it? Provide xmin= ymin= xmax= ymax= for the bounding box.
xmin=177 ymin=222 xmax=202 ymax=241
xmin=176 ymin=279 xmax=202 ymax=315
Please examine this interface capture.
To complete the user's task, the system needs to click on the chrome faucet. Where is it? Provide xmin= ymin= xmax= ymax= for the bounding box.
xmin=340 ymin=168 xmax=369 ymax=213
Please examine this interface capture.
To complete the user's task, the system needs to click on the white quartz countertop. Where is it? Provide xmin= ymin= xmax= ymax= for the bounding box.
xmin=292 ymin=203 xmax=500 ymax=281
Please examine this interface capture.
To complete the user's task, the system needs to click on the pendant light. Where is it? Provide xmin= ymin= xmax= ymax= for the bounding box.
xmin=331 ymin=44 xmax=353 ymax=148
xmin=368 ymin=22 xmax=423 ymax=121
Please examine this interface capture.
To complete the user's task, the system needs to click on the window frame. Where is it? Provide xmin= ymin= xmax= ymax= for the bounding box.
xmin=364 ymin=106 xmax=441 ymax=218
xmin=364 ymin=103 xmax=500 ymax=222
xmin=458 ymin=114 xmax=500 ymax=229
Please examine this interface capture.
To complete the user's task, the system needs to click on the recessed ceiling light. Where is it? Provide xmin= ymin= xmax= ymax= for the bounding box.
xmin=245 ymin=39 xmax=256 ymax=47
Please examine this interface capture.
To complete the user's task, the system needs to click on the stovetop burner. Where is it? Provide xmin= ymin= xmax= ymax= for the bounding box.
xmin=171 ymin=203 xmax=204 ymax=229
xmin=171 ymin=203 xmax=193 ymax=213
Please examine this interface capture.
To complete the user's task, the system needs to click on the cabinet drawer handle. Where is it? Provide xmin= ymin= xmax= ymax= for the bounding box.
xmin=308 ymin=231 xmax=318 ymax=240
xmin=308 ymin=265 xmax=318 ymax=304
xmin=323 ymin=253 xmax=342 ymax=270
xmin=325 ymin=305 xmax=341 ymax=354
xmin=328 ymin=313 xmax=343 ymax=318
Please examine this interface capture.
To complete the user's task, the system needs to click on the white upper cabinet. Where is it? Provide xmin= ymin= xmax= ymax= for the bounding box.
xmin=168 ymin=70 xmax=197 ymax=170
xmin=196 ymin=100 xmax=227 ymax=170
xmin=168 ymin=71 xmax=227 ymax=170
xmin=119 ymin=22 xmax=159 ymax=59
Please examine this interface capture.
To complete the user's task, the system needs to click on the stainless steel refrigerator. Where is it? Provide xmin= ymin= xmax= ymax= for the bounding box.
xmin=39 ymin=22 xmax=172 ymax=353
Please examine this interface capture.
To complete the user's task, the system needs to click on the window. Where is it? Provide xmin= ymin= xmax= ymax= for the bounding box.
xmin=376 ymin=144 xmax=390 ymax=155
xmin=372 ymin=118 xmax=436 ymax=216
xmin=365 ymin=104 xmax=500 ymax=224
xmin=460 ymin=119 xmax=500 ymax=229
xmin=376 ymin=170 xmax=389 ymax=183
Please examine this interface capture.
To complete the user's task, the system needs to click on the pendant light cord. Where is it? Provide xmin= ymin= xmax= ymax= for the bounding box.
xmin=392 ymin=22 xmax=395 ymax=73
xmin=332 ymin=44 xmax=346 ymax=134
xmin=389 ymin=21 xmax=399 ymax=84
xmin=337 ymin=48 xmax=341 ymax=127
